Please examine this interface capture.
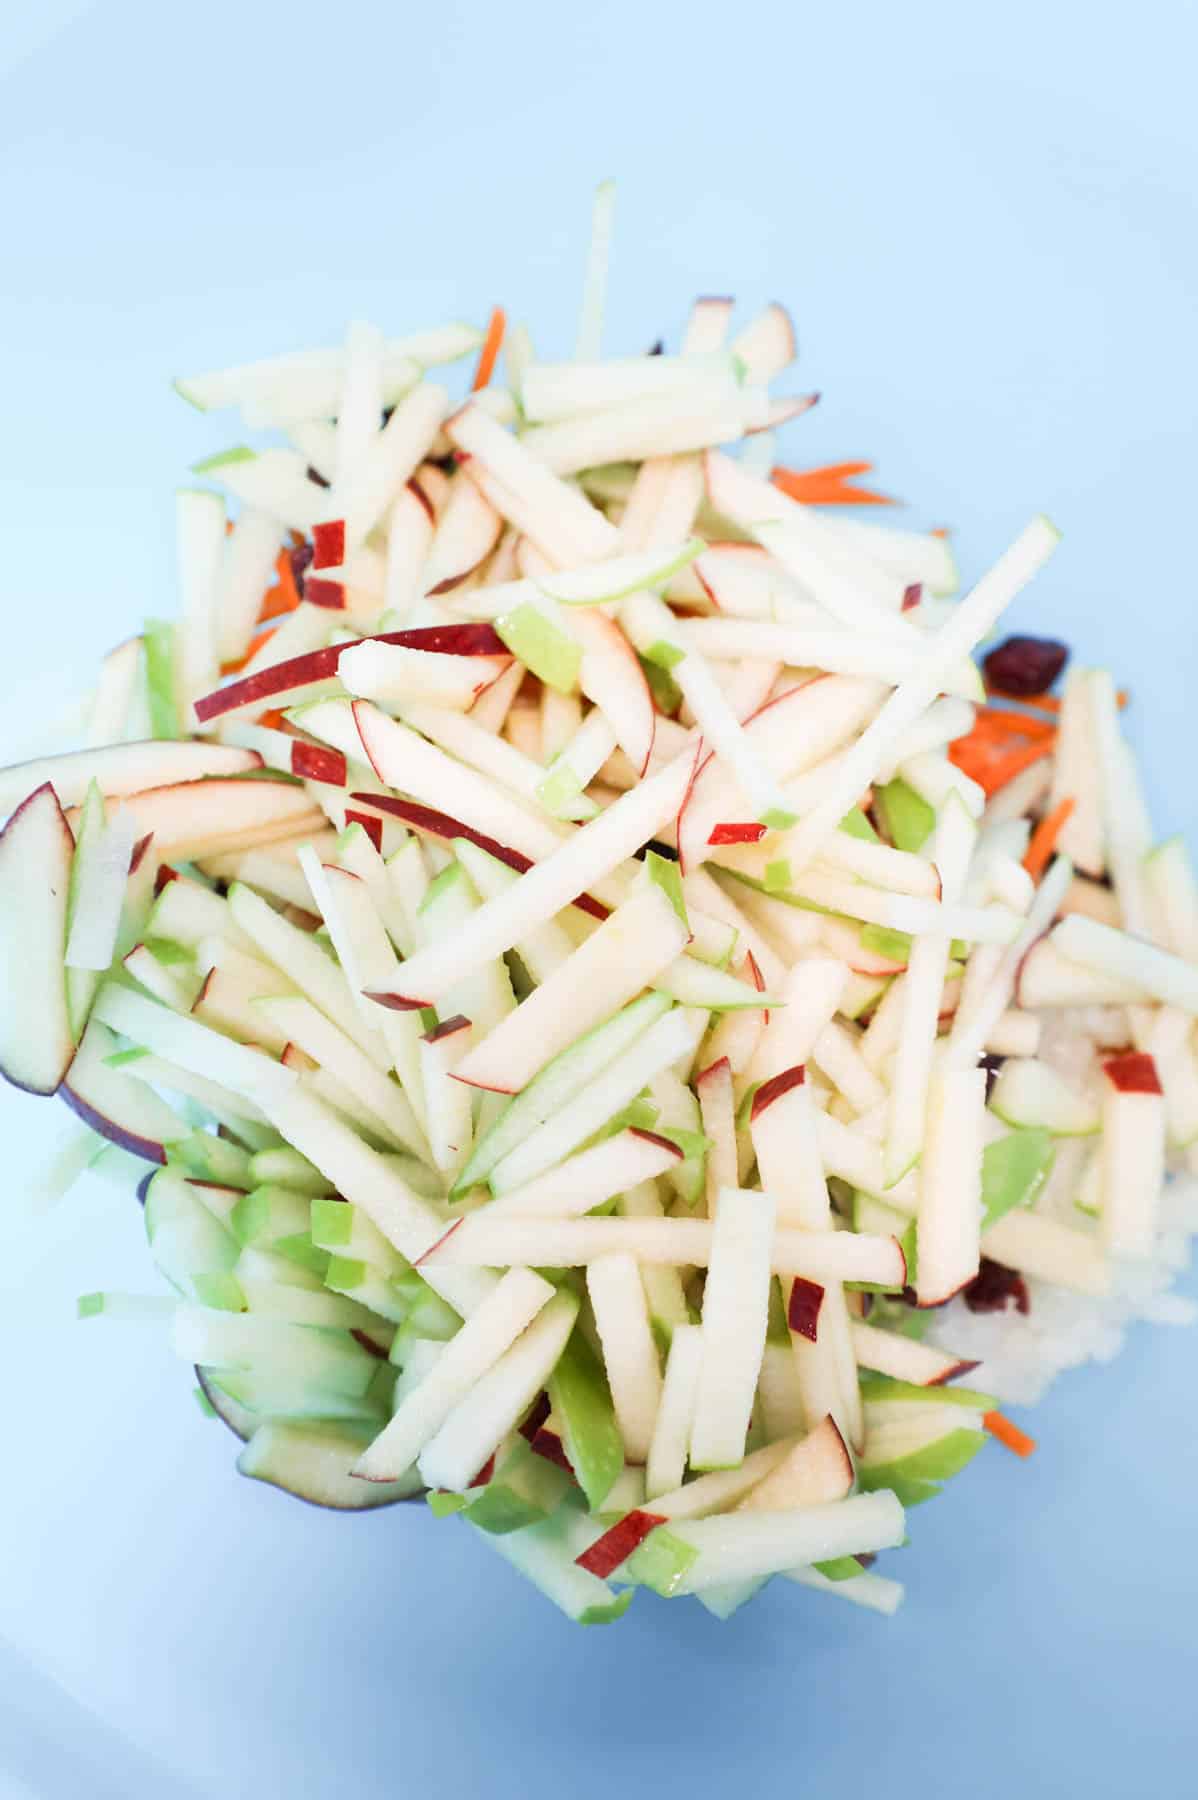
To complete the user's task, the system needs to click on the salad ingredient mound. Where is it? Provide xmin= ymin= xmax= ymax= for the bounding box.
xmin=3 ymin=187 xmax=1196 ymax=1625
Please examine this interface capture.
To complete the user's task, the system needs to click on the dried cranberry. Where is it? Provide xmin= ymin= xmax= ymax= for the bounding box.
xmin=964 ymin=1258 xmax=1030 ymax=1315
xmin=289 ymin=541 xmax=314 ymax=597
xmin=982 ymin=635 xmax=1069 ymax=697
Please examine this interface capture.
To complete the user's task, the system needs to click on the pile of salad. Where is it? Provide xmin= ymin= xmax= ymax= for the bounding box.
xmin=3 ymin=184 xmax=1196 ymax=1624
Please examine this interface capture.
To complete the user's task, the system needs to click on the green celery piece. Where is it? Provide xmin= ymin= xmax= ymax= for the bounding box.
xmin=310 ymin=1197 xmax=353 ymax=1248
xmin=171 ymin=1130 xmax=253 ymax=1190
xmin=624 ymin=1525 xmax=699 ymax=1597
xmin=637 ymin=653 xmax=683 ymax=717
xmin=862 ymin=1428 xmax=986 ymax=1486
xmin=859 ymin=1374 xmax=997 ymax=1410
xmin=394 ymin=1287 xmax=461 ymax=1343
xmin=143 ymin=618 xmax=181 ymax=740
xmin=192 ymin=1272 xmax=247 ymax=1312
xmin=427 ymin=1490 xmax=470 ymax=1519
xmin=839 ymin=806 xmax=880 ymax=844
xmin=456 ymin=991 xmax=673 ymax=1194
xmin=642 ymin=637 xmax=685 ymax=671
xmin=644 ymin=850 xmax=688 ymax=927
xmin=76 ymin=1293 xmax=105 ymax=1319
xmin=812 ymin=1555 xmax=866 ymax=1582
xmin=547 ymin=1328 xmax=624 ymax=1511
xmin=761 ymin=807 xmax=797 ymax=831
xmin=325 ymin=1254 xmax=367 ymax=1291
xmin=193 ymin=1384 xmax=218 ymax=1419
xmin=496 ymin=603 xmax=581 ymax=693
xmin=272 ymin=1235 xmax=331 ymax=1279
xmin=231 ymin=1185 xmax=312 ymax=1248
xmin=876 ymin=779 xmax=935 ymax=854
xmin=465 ymin=1440 xmax=572 ymax=1535
xmin=981 ymin=1128 xmax=1056 ymax=1230
xmin=859 ymin=923 xmax=912 ymax=965
xmin=764 ymin=858 xmax=792 ymax=894
xmin=65 ymin=782 xmax=107 ymax=1042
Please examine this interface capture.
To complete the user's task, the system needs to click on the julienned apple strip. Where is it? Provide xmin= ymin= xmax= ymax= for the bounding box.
xmin=478 ymin=1128 xmax=681 ymax=1219
xmin=485 ymin=1005 xmax=706 ymax=1194
xmin=0 ymin=741 xmax=263 ymax=818
xmin=351 ymin=1268 xmax=555 ymax=1481
xmin=689 ymin=1187 xmax=775 ymax=1471
xmin=423 ymin=1208 xmax=907 ymax=1286
xmin=451 ymin=880 xmax=689 ymax=1095
xmin=375 ymin=748 xmax=699 ymax=1007
xmin=416 ymin=1290 xmax=581 ymax=1494
xmin=261 ymin=1085 xmax=496 ymax=1319
xmin=647 ymin=1493 xmax=906 ymax=1594
xmin=765 ymin=513 xmax=1063 ymax=877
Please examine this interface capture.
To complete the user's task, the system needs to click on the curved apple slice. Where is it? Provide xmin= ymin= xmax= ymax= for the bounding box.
xmin=60 ymin=1017 xmax=185 ymax=1161
xmin=0 ymin=783 xmax=75 ymax=1094
xmin=0 ymin=742 xmax=262 ymax=819
xmin=424 ymin=469 xmax=504 ymax=594
xmin=67 ymin=779 xmax=323 ymax=865
xmin=675 ymin=675 xmax=884 ymax=872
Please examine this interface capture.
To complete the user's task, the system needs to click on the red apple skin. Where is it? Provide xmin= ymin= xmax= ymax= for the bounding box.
xmin=627 ymin=1127 xmax=684 ymax=1162
xmin=407 ymin=477 xmax=435 ymax=524
xmin=194 ymin=624 xmax=508 ymax=723
xmin=695 ymin=1055 xmax=732 ymax=1089
xmin=413 ymin=1217 xmax=464 ymax=1266
xmin=422 ymin=1014 xmax=472 ymax=1045
xmin=344 ymin=810 xmax=383 ymax=852
xmin=575 ymin=1509 xmax=668 ymax=1578
xmin=527 ymin=1428 xmax=573 ymax=1474
xmin=1103 ymin=1051 xmax=1163 ymax=1096
xmin=311 ymin=519 xmax=346 ymax=571
xmin=787 ymin=1275 xmax=825 ymax=1342
xmin=59 ymin=1084 xmax=168 ymax=1165
xmin=750 ymin=1063 xmax=806 ymax=1121
xmin=926 ymin=1358 xmax=983 ymax=1387
xmin=365 ymin=989 xmax=428 ymax=1014
xmin=195 ymin=1366 xmax=254 ymax=1443
xmin=708 ymin=822 xmax=767 ymax=846
xmin=348 ymin=792 xmax=610 ymax=923
xmin=290 ymin=741 xmax=347 ymax=786
xmin=469 ymin=1453 xmax=496 ymax=1488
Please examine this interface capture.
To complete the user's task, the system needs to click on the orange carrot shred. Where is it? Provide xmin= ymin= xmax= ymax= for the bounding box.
xmin=1023 ymin=796 xmax=1076 ymax=880
xmin=257 ymin=546 xmax=302 ymax=624
xmin=984 ymin=1411 xmax=1037 ymax=1458
xmin=220 ymin=627 xmax=275 ymax=677
xmin=471 ymin=307 xmax=507 ymax=392
xmin=771 ymin=463 xmax=897 ymax=507
xmin=950 ymin=731 xmax=1056 ymax=797
xmin=256 ymin=708 xmax=286 ymax=731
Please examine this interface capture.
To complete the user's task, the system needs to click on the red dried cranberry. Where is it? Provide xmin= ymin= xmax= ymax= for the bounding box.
xmin=982 ymin=635 xmax=1069 ymax=697
xmin=290 ymin=541 xmax=314 ymax=596
xmin=964 ymin=1258 xmax=1030 ymax=1315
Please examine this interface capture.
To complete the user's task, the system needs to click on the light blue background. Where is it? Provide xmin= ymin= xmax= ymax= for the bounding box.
xmin=1 ymin=3 xmax=1196 ymax=1795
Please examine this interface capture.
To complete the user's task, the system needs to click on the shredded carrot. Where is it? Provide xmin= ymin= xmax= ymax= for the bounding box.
xmin=972 ymin=705 xmax=1057 ymax=743
xmin=950 ymin=728 xmax=1057 ymax=797
xmin=984 ymin=1411 xmax=1037 ymax=1458
xmin=1023 ymin=796 xmax=1075 ymax=880
xmin=771 ymin=462 xmax=897 ymax=506
xmin=471 ymin=307 xmax=507 ymax=392
xmin=930 ymin=526 xmax=951 ymax=539
xmin=257 ymin=547 xmax=302 ymax=624
xmin=256 ymin=708 xmax=286 ymax=731
xmin=220 ymin=627 xmax=275 ymax=677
